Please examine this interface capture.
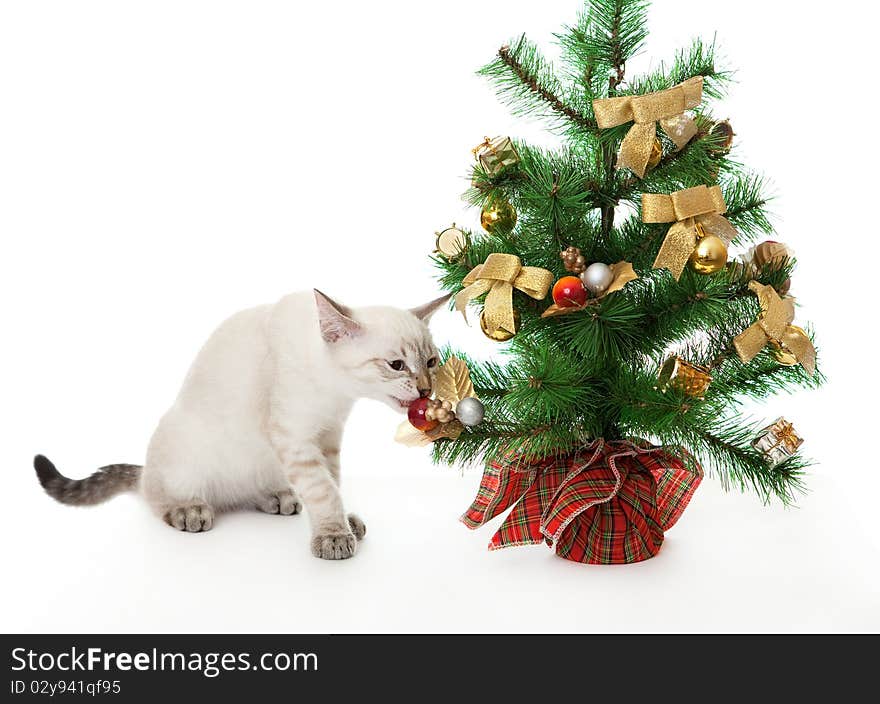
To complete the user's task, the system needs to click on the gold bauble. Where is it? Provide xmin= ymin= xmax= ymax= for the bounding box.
xmin=435 ymin=224 xmax=469 ymax=259
xmin=480 ymin=197 xmax=517 ymax=234
xmin=768 ymin=325 xmax=807 ymax=366
xmin=647 ymin=138 xmax=663 ymax=169
xmin=480 ymin=309 xmax=520 ymax=342
xmin=690 ymin=234 xmax=728 ymax=274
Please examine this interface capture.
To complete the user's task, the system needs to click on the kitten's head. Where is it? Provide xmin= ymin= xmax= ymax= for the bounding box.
xmin=314 ymin=289 xmax=449 ymax=413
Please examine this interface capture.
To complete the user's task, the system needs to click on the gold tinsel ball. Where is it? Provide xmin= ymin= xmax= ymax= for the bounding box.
xmin=647 ymin=137 xmax=663 ymax=169
xmin=690 ymin=234 xmax=728 ymax=274
xmin=480 ymin=197 xmax=517 ymax=233
xmin=480 ymin=309 xmax=520 ymax=342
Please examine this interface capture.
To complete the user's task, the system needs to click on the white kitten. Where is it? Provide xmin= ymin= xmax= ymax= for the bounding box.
xmin=34 ymin=289 xmax=449 ymax=560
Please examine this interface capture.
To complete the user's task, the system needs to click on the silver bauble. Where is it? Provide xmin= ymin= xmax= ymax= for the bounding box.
xmin=455 ymin=397 xmax=485 ymax=427
xmin=580 ymin=262 xmax=614 ymax=296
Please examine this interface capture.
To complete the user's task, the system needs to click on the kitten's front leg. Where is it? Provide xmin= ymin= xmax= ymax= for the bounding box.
xmin=319 ymin=426 xmax=342 ymax=486
xmin=319 ymin=427 xmax=366 ymax=541
xmin=271 ymin=436 xmax=356 ymax=560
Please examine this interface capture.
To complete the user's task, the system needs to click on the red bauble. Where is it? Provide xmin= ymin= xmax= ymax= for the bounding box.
xmin=408 ymin=397 xmax=438 ymax=431
xmin=552 ymin=276 xmax=587 ymax=308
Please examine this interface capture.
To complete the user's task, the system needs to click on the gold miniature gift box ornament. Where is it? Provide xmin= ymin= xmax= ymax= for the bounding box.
xmin=472 ymin=136 xmax=521 ymax=177
xmin=656 ymin=355 xmax=712 ymax=398
xmin=751 ymin=417 xmax=803 ymax=466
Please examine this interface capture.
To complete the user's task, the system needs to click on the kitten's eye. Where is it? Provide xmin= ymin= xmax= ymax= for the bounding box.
xmin=388 ymin=360 xmax=406 ymax=371
xmin=427 ymin=357 xmax=438 ymax=368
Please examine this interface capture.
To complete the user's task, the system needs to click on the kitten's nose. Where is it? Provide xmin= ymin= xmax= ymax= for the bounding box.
xmin=417 ymin=371 xmax=432 ymax=398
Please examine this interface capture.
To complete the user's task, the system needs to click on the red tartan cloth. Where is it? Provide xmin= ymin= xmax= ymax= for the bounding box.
xmin=461 ymin=439 xmax=703 ymax=564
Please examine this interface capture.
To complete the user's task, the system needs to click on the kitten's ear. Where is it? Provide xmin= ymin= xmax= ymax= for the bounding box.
xmin=409 ymin=293 xmax=452 ymax=322
xmin=314 ymin=289 xmax=362 ymax=343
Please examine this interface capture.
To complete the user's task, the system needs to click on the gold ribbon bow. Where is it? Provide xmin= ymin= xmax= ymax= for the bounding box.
xmin=471 ymin=136 xmax=494 ymax=156
xmin=593 ymin=76 xmax=704 ymax=178
xmin=642 ymin=184 xmax=738 ymax=280
xmin=455 ymin=253 xmax=553 ymax=335
xmin=733 ymin=282 xmax=816 ymax=375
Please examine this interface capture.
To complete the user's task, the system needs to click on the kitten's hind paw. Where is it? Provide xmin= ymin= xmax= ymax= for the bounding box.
xmin=311 ymin=529 xmax=357 ymax=560
xmin=256 ymin=489 xmax=302 ymax=516
xmin=347 ymin=513 xmax=366 ymax=541
xmin=164 ymin=503 xmax=214 ymax=533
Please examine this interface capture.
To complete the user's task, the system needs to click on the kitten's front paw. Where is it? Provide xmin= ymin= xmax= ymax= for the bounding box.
xmin=311 ymin=529 xmax=358 ymax=560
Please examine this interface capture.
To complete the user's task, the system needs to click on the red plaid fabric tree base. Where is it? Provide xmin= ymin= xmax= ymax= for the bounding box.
xmin=461 ymin=439 xmax=703 ymax=564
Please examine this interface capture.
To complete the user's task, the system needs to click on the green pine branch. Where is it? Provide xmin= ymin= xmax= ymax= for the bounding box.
xmin=478 ymin=36 xmax=596 ymax=135
xmin=625 ymin=37 xmax=732 ymax=99
xmin=558 ymin=0 xmax=650 ymax=96
xmin=721 ymin=172 xmax=775 ymax=243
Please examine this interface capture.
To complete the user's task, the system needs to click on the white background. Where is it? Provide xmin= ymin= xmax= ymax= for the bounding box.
xmin=1 ymin=0 xmax=877 ymax=633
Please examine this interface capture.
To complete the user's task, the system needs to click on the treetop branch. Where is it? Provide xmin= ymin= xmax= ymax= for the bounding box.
xmin=497 ymin=44 xmax=597 ymax=132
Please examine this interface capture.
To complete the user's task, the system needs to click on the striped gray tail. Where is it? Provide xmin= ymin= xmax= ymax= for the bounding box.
xmin=34 ymin=455 xmax=141 ymax=506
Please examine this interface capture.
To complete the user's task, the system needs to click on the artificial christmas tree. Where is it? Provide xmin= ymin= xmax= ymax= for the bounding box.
xmin=423 ymin=0 xmax=823 ymax=564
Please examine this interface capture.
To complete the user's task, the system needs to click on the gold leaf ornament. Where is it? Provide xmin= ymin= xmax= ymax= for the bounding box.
xmin=394 ymin=419 xmax=464 ymax=447
xmin=394 ymin=422 xmax=434 ymax=448
xmin=433 ymin=356 xmax=476 ymax=405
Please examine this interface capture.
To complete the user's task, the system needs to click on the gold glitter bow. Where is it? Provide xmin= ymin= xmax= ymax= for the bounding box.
xmin=455 ymin=253 xmax=553 ymax=335
xmin=733 ymin=282 xmax=816 ymax=375
xmin=642 ymin=184 xmax=738 ymax=280
xmin=593 ymin=76 xmax=704 ymax=178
